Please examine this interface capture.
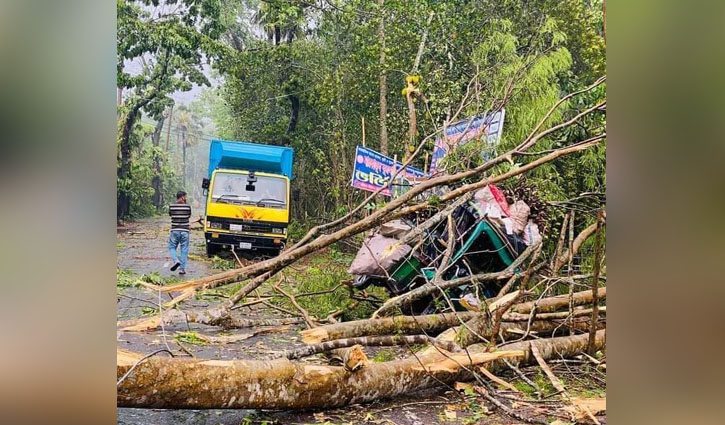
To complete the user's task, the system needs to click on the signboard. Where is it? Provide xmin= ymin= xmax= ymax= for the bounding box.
xmin=351 ymin=145 xmax=426 ymax=197
xmin=429 ymin=109 xmax=505 ymax=175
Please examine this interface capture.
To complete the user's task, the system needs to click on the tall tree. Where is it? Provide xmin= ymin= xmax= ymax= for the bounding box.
xmin=151 ymin=112 xmax=166 ymax=210
xmin=116 ymin=0 xmax=228 ymax=218
xmin=251 ymin=1 xmax=308 ymax=138
xmin=174 ymin=105 xmax=202 ymax=189
xmin=377 ymin=0 xmax=388 ymax=155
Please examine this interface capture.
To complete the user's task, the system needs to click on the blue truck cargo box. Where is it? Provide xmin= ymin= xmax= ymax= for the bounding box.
xmin=208 ymin=140 xmax=294 ymax=179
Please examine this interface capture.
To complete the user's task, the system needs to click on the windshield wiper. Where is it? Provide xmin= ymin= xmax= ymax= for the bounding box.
xmin=215 ymin=194 xmax=241 ymax=204
xmin=256 ymin=198 xmax=285 ymax=206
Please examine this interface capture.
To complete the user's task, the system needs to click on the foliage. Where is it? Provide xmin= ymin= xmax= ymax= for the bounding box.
xmin=174 ymin=331 xmax=208 ymax=345
xmin=286 ymin=220 xmax=309 ymax=242
xmin=117 ymin=268 xmax=139 ymax=288
xmin=117 ymin=0 xmax=230 ymax=115
xmin=139 ymin=271 xmax=165 ymax=285
xmin=210 ymin=255 xmax=237 ymax=270
xmin=140 ymin=306 xmax=160 ymax=315
xmin=371 ymin=349 xmax=396 ymax=363
xmin=268 ymin=249 xmax=387 ymax=321
xmin=117 ymin=0 xmax=234 ymax=218
xmin=118 ymin=268 xmax=182 ymax=288
xmin=120 ymin=121 xmax=182 ymax=218
xmin=461 ymin=398 xmax=490 ymax=424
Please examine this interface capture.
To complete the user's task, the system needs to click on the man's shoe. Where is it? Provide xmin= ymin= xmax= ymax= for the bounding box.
xmin=179 ymin=269 xmax=186 ymax=275
xmin=170 ymin=262 xmax=181 ymax=271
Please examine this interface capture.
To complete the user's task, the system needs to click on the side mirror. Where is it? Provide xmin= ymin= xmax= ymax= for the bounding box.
xmin=201 ymin=178 xmax=210 ymax=189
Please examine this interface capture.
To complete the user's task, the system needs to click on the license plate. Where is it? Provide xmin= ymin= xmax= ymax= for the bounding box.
xmin=239 ymin=242 xmax=252 ymax=249
xmin=229 ymin=224 xmax=243 ymax=231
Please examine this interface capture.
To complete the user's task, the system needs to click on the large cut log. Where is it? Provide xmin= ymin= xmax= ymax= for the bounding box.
xmin=117 ymin=330 xmax=605 ymax=409
xmin=300 ymin=312 xmax=477 ymax=344
xmin=513 ymin=287 xmax=606 ymax=314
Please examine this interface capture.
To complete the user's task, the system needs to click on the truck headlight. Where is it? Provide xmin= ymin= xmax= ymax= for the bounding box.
xmin=208 ymin=221 xmax=223 ymax=229
xmin=272 ymin=227 xmax=286 ymax=234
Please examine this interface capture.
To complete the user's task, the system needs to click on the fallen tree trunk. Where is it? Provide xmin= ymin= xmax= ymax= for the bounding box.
xmin=278 ymin=334 xmax=461 ymax=360
xmin=303 ymin=290 xmax=605 ymax=344
xmin=300 ymin=311 xmax=477 ymax=344
xmin=456 ymin=315 xmax=605 ymax=348
xmin=513 ymin=287 xmax=606 ymax=314
xmin=453 ymin=290 xmax=528 ymax=348
xmin=117 ymin=330 xmax=605 ymax=409
xmin=500 ymin=317 xmax=605 ymax=336
xmin=118 ymin=312 xmax=303 ymax=332
xmin=187 ymin=325 xmax=291 ymax=344
xmin=503 ymin=306 xmax=605 ymax=321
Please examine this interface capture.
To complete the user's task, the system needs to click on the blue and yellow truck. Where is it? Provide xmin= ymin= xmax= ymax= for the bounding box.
xmin=201 ymin=140 xmax=294 ymax=257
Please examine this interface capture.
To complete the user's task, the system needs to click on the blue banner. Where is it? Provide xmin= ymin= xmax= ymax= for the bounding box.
xmin=351 ymin=146 xmax=426 ymax=196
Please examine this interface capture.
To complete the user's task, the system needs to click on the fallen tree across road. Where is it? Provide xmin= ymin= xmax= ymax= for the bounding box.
xmin=512 ymin=287 xmax=606 ymax=314
xmin=300 ymin=311 xmax=477 ymax=344
xmin=117 ymin=330 xmax=604 ymax=409
xmin=301 ymin=289 xmax=606 ymax=344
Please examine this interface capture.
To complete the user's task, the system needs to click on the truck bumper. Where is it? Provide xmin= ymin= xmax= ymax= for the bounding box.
xmin=205 ymin=232 xmax=285 ymax=251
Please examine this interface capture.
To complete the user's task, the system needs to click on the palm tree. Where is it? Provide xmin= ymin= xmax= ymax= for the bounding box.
xmin=174 ymin=106 xmax=202 ymax=188
xmin=251 ymin=1 xmax=308 ymax=136
xmin=252 ymin=1 xmax=306 ymax=45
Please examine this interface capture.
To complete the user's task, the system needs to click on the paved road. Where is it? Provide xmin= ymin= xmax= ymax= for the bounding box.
xmin=117 ymin=215 xmax=215 ymax=279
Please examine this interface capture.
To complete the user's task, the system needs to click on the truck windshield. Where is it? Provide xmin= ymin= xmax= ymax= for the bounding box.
xmin=211 ymin=172 xmax=287 ymax=208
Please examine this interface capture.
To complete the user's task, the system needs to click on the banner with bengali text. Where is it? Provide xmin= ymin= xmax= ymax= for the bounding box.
xmin=350 ymin=145 xmax=426 ymax=197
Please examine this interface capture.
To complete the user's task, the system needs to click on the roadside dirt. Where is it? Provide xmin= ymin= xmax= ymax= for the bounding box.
xmin=117 ymin=216 xmax=557 ymax=425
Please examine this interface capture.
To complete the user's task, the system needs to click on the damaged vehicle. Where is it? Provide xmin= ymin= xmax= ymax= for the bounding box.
xmin=349 ymin=185 xmax=544 ymax=314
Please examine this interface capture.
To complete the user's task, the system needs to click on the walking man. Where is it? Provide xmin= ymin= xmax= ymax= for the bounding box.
xmin=169 ymin=190 xmax=191 ymax=275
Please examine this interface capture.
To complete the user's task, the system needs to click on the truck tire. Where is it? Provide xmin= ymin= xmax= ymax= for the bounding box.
xmin=206 ymin=242 xmax=218 ymax=257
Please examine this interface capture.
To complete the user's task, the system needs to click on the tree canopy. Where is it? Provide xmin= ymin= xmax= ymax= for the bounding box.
xmin=117 ymin=0 xmax=606 ymax=235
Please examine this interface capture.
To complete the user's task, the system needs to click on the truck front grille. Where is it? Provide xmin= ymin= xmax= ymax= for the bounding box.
xmin=208 ymin=217 xmax=284 ymax=235
xmin=235 ymin=222 xmax=273 ymax=233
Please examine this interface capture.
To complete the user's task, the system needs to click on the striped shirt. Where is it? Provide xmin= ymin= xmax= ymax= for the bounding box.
xmin=169 ymin=202 xmax=192 ymax=232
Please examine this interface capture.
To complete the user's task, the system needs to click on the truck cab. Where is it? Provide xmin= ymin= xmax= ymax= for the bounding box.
xmin=202 ymin=140 xmax=294 ymax=257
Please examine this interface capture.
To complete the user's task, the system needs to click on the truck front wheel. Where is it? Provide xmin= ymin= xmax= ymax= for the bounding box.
xmin=205 ymin=242 xmax=219 ymax=257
